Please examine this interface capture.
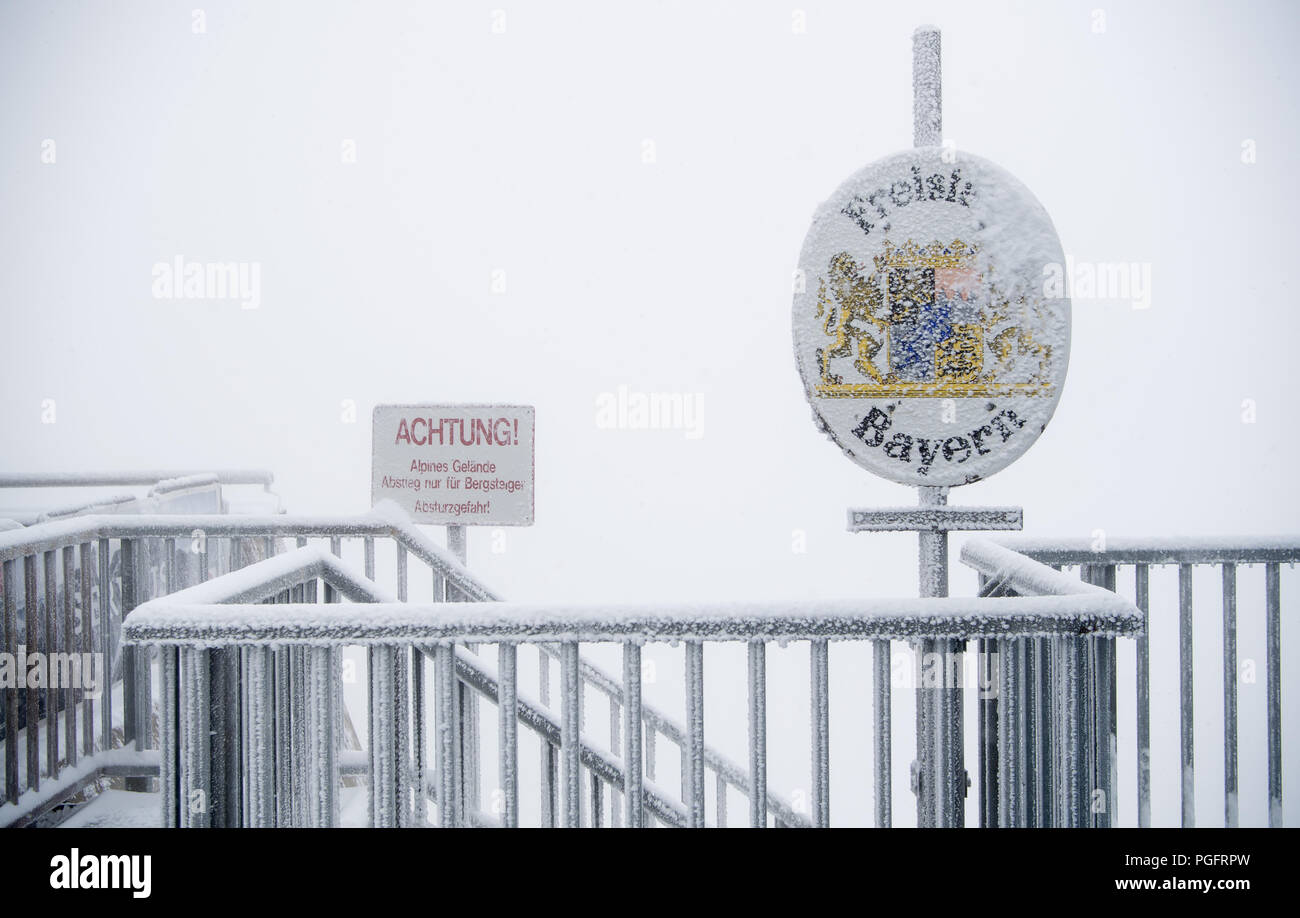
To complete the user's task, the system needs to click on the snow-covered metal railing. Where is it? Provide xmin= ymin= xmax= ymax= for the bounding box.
xmin=1 ymin=504 xmax=802 ymax=827
xmin=0 ymin=505 xmax=471 ymax=826
xmin=0 ymin=470 xmax=275 ymax=489
xmin=976 ymin=535 xmax=1298 ymax=829
xmin=114 ymin=543 xmax=810 ymax=828
xmin=122 ymin=543 xmax=1142 ymax=827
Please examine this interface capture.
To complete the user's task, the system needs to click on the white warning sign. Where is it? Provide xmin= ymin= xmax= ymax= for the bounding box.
xmin=371 ymin=404 xmax=535 ymax=526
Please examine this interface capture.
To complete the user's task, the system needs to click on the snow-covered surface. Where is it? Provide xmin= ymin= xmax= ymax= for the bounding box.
xmin=0 ymin=748 xmax=158 ymax=827
xmin=59 ymin=789 xmax=159 ymax=828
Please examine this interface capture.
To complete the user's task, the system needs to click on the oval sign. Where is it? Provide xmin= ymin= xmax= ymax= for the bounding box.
xmin=792 ymin=148 xmax=1070 ymax=486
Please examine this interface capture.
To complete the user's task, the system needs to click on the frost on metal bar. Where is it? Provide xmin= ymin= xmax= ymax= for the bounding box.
xmin=124 ymin=594 xmax=1143 ymax=650
xmin=747 ymin=641 xmax=766 ymax=828
xmin=0 ymin=469 xmax=274 ymax=489
xmin=873 ymin=639 xmax=891 ymax=828
xmin=912 ymin=26 xmax=941 ymax=147
xmin=810 ymin=640 xmax=830 ymax=828
xmin=991 ymin=534 xmax=1300 ymax=565
xmin=1266 ymin=562 xmax=1282 ymax=828
xmin=1179 ymin=564 xmax=1194 ymax=827
xmin=1135 ymin=563 xmax=1151 ymax=828
xmin=560 ymin=642 xmax=581 ymax=828
xmin=434 ymin=643 xmax=458 ymax=828
xmin=849 ymin=507 xmax=1022 ymax=532
xmin=623 ymin=643 xmax=644 ymax=828
xmin=685 ymin=641 xmax=705 ymax=828
xmin=1222 ymin=563 xmax=1238 ymax=828
xmin=498 ymin=643 xmax=519 ymax=828
xmin=3 ymin=558 xmax=18 ymax=805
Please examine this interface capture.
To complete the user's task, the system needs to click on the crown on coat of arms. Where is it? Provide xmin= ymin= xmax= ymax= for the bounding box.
xmin=873 ymin=239 xmax=977 ymax=272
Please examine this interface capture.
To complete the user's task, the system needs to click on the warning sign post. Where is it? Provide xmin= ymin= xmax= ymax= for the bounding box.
xmin=371 ymin=404 xmax=535 ymax=527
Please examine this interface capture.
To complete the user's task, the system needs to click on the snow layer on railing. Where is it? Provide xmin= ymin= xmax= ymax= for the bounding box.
xmin=150 ymin=474 xmax=220 ymax=495
xmin=0 ymin=501 xmax=495 ymax=607
xmin=961 ymin=538 xmax=1119 ymax=597
xmin=153 ymin=545 xmax=397 ymax=606
xmin=123 ymin=591 xmax=1142 ymax=645
xmin=0 ymin=470 xmax=274 ymax=487
xmin=986 ymin=534 xmax=1300 ymax=565
xmin=39 ymin=494 xmax=139 ymax=521
xmin=0 ymin=510 xmax=405 ymax=558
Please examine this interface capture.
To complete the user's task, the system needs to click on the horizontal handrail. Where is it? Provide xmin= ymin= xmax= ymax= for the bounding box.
xmin=962 ymin=538 xmax=1129 ymax=596
xmin=0 ymin=470 xmax=275 ymax=489
xmin=0 ymin=502 xmax=487 ymax=602
xmin=988 ymin=535 xmax=1300 ymax=565
xmin=123 ymin=593 xmax=1144 ymax=645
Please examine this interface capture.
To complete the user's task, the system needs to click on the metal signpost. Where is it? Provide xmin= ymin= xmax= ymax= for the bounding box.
xmin=791 ymin=28 xmax=1071 ymax=826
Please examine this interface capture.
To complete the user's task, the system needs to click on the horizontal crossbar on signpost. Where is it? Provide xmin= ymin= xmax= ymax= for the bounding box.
xmin=848 ymin=506 xmax=1023 ymax=532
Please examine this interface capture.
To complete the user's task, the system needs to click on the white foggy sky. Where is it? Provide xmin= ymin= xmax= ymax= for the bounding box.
xmin=1 ymin=1 xmax=1296 ymax=826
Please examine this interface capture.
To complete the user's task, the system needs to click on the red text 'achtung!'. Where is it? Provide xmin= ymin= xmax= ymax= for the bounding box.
xmin=394 ymin=417 xmax=519 ymax=447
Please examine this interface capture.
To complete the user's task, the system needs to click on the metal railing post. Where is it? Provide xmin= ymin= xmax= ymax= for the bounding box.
xmin=79 ymin=543 xmax=94 ymax=758
xmin=245 ymin=646 xmax=275 ymax=827
xmin=2 ymin=558 xmax=18 ymax=804
xmin=23 ymin=554 xmax=38 ymax=792
xmin=997 ymin=637 xmax=1023 ymax=827
xmin=98 ymin=540 xmax=112 ymax=757
xmin=179 ymin=646 xmax=211 ymax=828
xmin=44 ymin=549 xmax=58 ymax=780
xmin=810 ymin=639 xmax=830 ymax=828
xmin=370 ymin=645 xmax=398 ymax=827
xmin=498 ymin=642 xmax=518 ymax=827
xmin=1222 ymin=562 xmax=1238 ymax=827
xmin=685 ymin=640 xmax=706 ymax=828
xmin=747 ymin=640 xmax=767 ymax=828
xmin=624 ymin=642 xmax=645 ymax=828
xmin=61 ymin=545 xmax=76 ymax=769
xmin=434 ymin=642 xmax=459 ymax=827
xmin=160 ymin=645 xmax=179 ymax=827
xmin=873 ymin=639 xmax=892 ymax=829
xmin=1135 ymin=563 xmax=1151 ymax=828
xmin=560 ymin=641 xmax=581 ymax=828
xmin=306 ymin=645 xmax=336 ymax=827
xmin=1033 ymin=638 xmax=1053 ymax=827
xmin=1266 ymin=562 xmax=1282 ymax=827
xmin=1178 ymin=563 xmax=1195 ymax=827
